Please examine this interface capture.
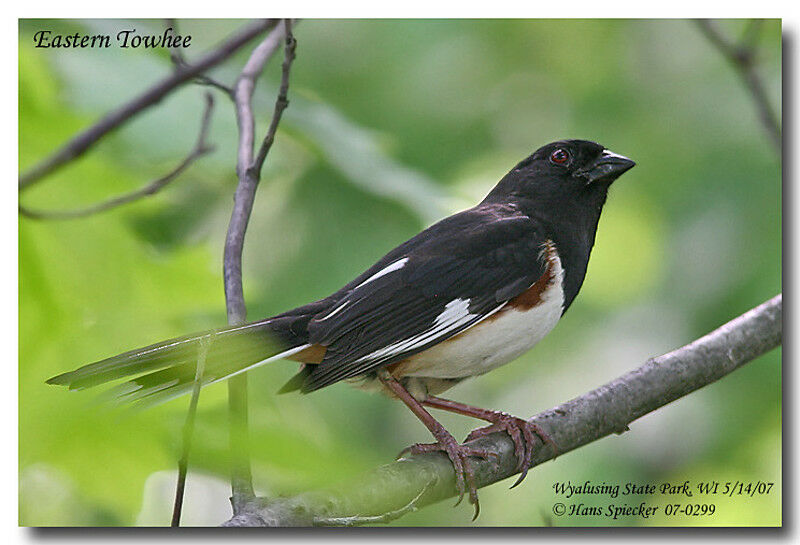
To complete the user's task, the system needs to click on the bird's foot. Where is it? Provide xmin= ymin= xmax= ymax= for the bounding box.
xmin=399 ymin=433 xmax=498 ymax=519
xmin=465 ymin=414 xmax=559 ymax=488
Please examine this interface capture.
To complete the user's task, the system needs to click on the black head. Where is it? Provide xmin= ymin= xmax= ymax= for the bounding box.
xmin=483 ymin=140 xmax=635 ymax=312
xmin=483 ymin=139 xmax=635 ymax=228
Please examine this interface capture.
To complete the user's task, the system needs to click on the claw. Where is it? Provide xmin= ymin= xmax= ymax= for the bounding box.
xmin=509 ymin=468 xmax=531 ymax=488
xmin=402 ymin=437 xmax=493 ymax=516
xmin=466 ymin=415 xmax=558 ymax=488
xmin=396 ymin=444 xmax=417 ymax=460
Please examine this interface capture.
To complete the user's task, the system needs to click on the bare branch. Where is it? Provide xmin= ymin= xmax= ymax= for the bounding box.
xmin=696 ymin=19 xmax=781 ymax=151
xmin=251 ymin=22 xmax=297 ymax=177
xmin=222 ymin=19 xmax=298 ymax=514
xmin=231 ymin=22 xmax=290 ymax=183
xmin=19 ymin=93 xmax=216 ymax=221
xmin=193 ymin=74 xmax=236 ymax=97
xmin=167 ymin=19 xmax=234 ymax=98
xmin=19 ymin=19 xmax=277 ymax=191
xmin=221 ymin=294 xmax=782 ymax=526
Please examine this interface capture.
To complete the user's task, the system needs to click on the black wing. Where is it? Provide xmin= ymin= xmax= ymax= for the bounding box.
xmin=301 ymin=204 xmax=551 ymax=391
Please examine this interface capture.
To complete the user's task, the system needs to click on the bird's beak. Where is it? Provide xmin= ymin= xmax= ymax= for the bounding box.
xmin=578 ymin=149 xmax=636 ymax=184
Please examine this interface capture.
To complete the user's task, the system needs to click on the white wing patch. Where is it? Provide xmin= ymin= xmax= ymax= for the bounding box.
xmin=434 ymin=298 xmax=471 ymax=326
xmin=355 ymin=257 xmax=409 ymax=289
xmin=353 ymin=298 xmax=507 ymax=366
xmin=403 ymin=247 xmax=565 ymax=379
xmin=318 ymin=258 xmax=409 ymax=323
xmin=316 ymin=300 xmax=349 ymax=322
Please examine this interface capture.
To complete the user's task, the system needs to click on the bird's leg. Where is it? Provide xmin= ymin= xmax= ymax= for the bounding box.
xmin=378 ymin=371 xmax=496 ymax=519
xmin=422 ymin=396 xmax=559 ymax=488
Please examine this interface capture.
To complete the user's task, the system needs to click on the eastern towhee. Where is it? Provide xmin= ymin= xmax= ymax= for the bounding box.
xmin=48 ymin=139 xmax=635 ymax=516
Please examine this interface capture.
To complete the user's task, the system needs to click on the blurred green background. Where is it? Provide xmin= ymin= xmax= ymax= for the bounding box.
xmin=19 ymin=19 xmax=781 ymax=526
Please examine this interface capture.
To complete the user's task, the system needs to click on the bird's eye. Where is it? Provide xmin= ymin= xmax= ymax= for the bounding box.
xmin=550 ymin=148 xmax=570 ymax=165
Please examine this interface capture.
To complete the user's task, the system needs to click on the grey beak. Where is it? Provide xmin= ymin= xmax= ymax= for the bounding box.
xmin=579 ymin=149 xmax=636 ymax=184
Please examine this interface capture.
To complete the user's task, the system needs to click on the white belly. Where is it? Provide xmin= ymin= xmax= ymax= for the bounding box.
xmin=402 ymin=269 xmax=564 ymax=379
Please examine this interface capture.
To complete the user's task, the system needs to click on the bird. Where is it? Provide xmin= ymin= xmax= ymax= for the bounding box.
xmin=47 ymin=139 xmax=635 ymax=518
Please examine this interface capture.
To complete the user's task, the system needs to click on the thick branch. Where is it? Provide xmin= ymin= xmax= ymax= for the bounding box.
xmin=19 ymin=93 xmax=215 ymax=220
xmin=696 ymin=19 xmax=781 ymax=151
xmin=222 ymin=294 xmax=782 ymax=526
xmin=223 ymin=20 xmax=297 ymax=514
xmin=19 ymin=19 xmax=277 ymax=190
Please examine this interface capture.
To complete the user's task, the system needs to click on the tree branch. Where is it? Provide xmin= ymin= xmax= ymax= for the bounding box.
xmin=19 ymin=19 xmax=277 ymax=191
xmin=696 ymin=19 xmax=781 ymax=152
xmin=250 ymin=28 xmax=297 ymax=177
xmin=19 ymin=92 xmax=215 ymax=220
xmin=222 ymin=19 xmax=297 ymax=515
xmin=166 ymin=19 xmax=234 ymax=98
xmin=221 ymin=294 xmax=782 ymax=526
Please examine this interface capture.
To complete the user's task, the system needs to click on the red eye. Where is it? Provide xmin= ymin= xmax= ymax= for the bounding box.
xmin=550 ymin=148 xmax=569 ymax=165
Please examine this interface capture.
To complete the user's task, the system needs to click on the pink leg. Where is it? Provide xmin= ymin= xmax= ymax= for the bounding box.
xmin=378 ymin=373 xmax=497 ymax=519
xmin=422 ymin=396 xmax=559 ymax=488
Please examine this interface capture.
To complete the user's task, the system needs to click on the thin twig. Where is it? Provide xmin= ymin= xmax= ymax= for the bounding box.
xmin=696 ymin=19 xmax=781 ymax=151
xmin=194 ymin=74 xmax=236 ymax=97
xmin=222 ymin=294 xmax=781 ymax=526
xmin=19 ymin=19 xmax=277 ymax=191
xmin=19 ymin=93 xmax=216 ymax=221
xmin=231 ymin=22 xmax=289 ymax=184
xmin=223 ymin=19 xmax=297 ymax=515
xmin=167 ymin=19 xmax=234 ymax=98
xmin=166 ymin=18 xmax=185 ymax=67
xmin=250 ymin=22 xmax=297 ymax=177
xmin=171 ymin=334 xmax=211 ymax=527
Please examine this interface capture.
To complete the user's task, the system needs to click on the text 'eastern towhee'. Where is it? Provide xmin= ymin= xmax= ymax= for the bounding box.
xmin=48 ymin=139 xmax=635 ymax=516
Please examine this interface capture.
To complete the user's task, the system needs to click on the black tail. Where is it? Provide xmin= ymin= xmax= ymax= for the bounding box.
xmin=46 ymin=319 xmax=308 ymax=408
